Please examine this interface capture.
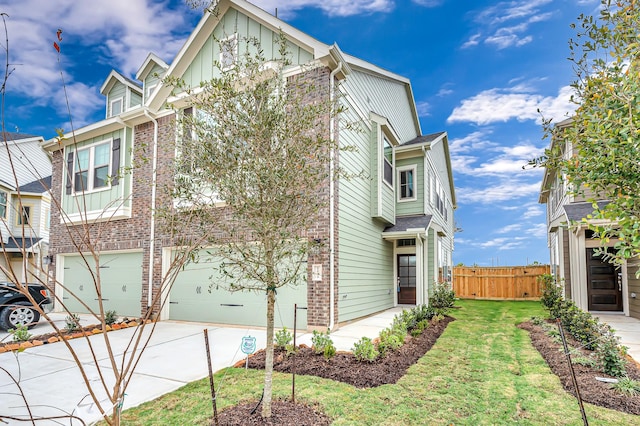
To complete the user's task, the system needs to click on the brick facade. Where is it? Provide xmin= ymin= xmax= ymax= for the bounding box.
xmin=49 ymin=66 xmax=340 ymax=328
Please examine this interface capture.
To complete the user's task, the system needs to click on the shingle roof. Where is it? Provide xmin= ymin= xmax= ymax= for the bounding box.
xmin=18 ymin=176 xmax=51 ymax=193
xmin=384 ymin=214 xmax=433 ymax=233
xmin=563 ymin=201 xmax=610 ymax=222
xmin=2 ymin=236 xmax=42 ymax=251
xmin=1 ymin=132 xmax=39 ymax=141
xmin=400 ymin=132 xmax=445 ymax=147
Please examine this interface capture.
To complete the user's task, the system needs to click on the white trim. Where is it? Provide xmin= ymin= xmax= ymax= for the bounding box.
xmin=69 ymin=138 xmax=113 ymax=195
xmin=62 ymin=206 xmax=132 ymax=225
xmin=397 ymin=164 xmax=417 ymax=202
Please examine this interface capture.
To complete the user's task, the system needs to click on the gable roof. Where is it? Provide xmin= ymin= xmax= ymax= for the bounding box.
xmin=384 ymin=214 xmax=433 ymax=234
xmin=136 ymin=52 xmax=170 ymax=81
xmin=563 ymin=201 xmax=610 ymax=223
xmin=100 ymin=70 xmax=142 ymax=96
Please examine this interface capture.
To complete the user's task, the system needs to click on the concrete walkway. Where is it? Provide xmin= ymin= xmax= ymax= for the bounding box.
xmin=0 ymin=308 xmax=404 ymax=425
xmin=597 ymin=313 xmax=640 ymax=364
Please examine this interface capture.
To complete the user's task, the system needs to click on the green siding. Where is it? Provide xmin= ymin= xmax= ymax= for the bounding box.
xmin=129 ymin=90 xmax=142 ymax=108
xmin=369 ymin=123 xmax=395 ymax=224
xmin=181 ymin=8 xmax=313 ymax=88
xmin=107 ymin=82 xmax=126 ymax=116
xmin=338 ymin=100 xmax=395 ymax=323
xmin=62 ymin=128 xmax=132 ymax=215
xmin=341 ymin=69 xmax=418 ymax=144
xmin=62 ymin=252 xmax=143 ymax=317
xmin=427 ymin=229 xmax=435 ymax=295
xmin=396 ymin=156 xmax=424 ymax=216
xmin=169 ymin=251 xmax=307 ymax=328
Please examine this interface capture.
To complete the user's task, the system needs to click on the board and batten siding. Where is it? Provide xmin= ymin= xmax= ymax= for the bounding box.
xmin=395 ymin=156 xmax=424 ymax=216
xmin=181 ymin=9 xmax=313 ymax=88
xmin=340 ymin=69 xmax=418 ymax=144
xmin=338 ymin=97 xmax=395 ymax=323
xmin=628 ymin=261 xmax=640 ymax=319
xmin=62 ymin=129 xmax=132 ymax=215
xmin=144 ymin=63 xmax=167 ymax=101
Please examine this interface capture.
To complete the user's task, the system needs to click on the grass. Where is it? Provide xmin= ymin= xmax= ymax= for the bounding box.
xmin=115 ymin=300 xmax=638 ymax=425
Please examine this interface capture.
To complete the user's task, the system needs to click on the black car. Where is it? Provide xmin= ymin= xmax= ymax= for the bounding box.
xmin=0 ymin=282 xmax=52 ymax=330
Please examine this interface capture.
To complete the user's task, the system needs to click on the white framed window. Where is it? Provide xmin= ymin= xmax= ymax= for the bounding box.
xmin=397 ymin=165 xmax=417 ymax=202
xmin=0 ymin=190 xmax=6 ymax=219
xmin=383 ymin=137 xmax=393 ymax=186
xmin=220 ymin=34 xmax=238 ymax=70
xmin=110 ymin=97 xmax=123 ymax=117
xmin=72 ymin=140 xmax=112 ymax=193
xmin=16 ymin=205 xmax=32 ymax=226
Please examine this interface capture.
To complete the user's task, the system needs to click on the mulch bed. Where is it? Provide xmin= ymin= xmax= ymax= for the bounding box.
xmin=519 ymin=320 xmax=640 ymax=415
xmin=215 ymin=316 xmax=454 ymax=425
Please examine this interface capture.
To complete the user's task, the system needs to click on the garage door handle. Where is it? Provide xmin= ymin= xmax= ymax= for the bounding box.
xmin=95 ymin=298 xmax=109 ymax=301
xmin=220 ymin=303 xmax=243 ymax=307
xmin=169 ymin=301 xmax=178 ymax=304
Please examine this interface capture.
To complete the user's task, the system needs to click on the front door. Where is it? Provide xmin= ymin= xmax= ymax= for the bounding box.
xmin=397 ymin=254 xmax=416 ymax=304
xmin=586 ymin=248 xmax=622 ymax=311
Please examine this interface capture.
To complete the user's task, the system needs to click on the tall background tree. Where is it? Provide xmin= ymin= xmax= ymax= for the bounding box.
xmin=541 ymin=0 xmax=640 ymax=267
xmin=165 ymin=34 xmax=339 ymax=418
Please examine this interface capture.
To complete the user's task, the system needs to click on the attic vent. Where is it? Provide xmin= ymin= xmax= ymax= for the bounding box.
xmin=397 ymin=239 xmax=416 ymax=247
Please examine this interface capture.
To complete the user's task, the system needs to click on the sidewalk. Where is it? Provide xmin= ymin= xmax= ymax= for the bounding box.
xmin=597 ymin=313 xmax=640 ymax=364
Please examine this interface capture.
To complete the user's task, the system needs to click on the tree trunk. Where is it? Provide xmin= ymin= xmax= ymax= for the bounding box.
xmin=262 ymin=288 xmax=276 ymax=418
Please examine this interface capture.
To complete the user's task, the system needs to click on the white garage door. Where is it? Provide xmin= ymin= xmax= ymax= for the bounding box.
xmin=62 ymin=252 xmax=143 ymax=318
xmin=169 ymin=253 xmax=307 ymax=329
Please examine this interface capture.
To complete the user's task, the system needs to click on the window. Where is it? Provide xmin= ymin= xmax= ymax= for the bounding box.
xmin=383 ymin=137 xmax=393 ymax=186
xmin=17 ymin=205 xmax=31 ymax=226
xmin=398 ymin=166 xmax=416 ymax=201
xmin=0 ymin=190 xmax=6 ymax=219
xmin=220 ymin=34 xmax=238 ymax=70
xmin=44 ymin=207 xmax=50 ymax=230
xmin=110 ymin=97 xmax=123 ymax=116
xmin=68 ymin=139 xmax=119 ymax=194
xmin=397 ymin=239 xmax=416 ymax=247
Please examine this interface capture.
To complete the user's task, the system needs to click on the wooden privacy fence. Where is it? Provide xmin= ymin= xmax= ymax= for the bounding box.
xmin=453 ymin=265 xmax=550 ymax=300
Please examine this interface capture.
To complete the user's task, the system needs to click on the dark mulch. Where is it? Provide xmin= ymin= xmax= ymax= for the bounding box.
xmin=519 ymin=320 xmax=640 ymax=415
xmin=215 ymin=316 xmax=454 ymax=425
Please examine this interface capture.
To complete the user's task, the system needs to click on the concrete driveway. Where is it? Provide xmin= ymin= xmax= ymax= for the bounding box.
xmin=0 ymin=308 xmax=403 ymax=425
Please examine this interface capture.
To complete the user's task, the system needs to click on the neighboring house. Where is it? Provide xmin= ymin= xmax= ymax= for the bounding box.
xmin=539 ymin=118 xmax=640 ymax=320
xmin=43 ymin=0 xmax=456 ymax=330
xmin=0 ymin=133 xmax=52 ymax=284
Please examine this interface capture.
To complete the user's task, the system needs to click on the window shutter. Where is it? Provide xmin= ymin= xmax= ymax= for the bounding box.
xmin=66 ymin=151 xmax=74 ymax=195
xmin=111 ymin=138 xmax=121 ymax=186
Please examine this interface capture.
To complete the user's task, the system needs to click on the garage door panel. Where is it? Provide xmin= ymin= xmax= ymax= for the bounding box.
xmin=169 ymin=253 xmax=307 ymax=328
xmin=62 ymin=253 xmax=143 ymax=317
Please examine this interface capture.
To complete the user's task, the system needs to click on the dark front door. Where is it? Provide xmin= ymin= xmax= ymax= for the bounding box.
xmin=397 ymin=254 xmax=416 ymax=304
xmin=586 ymin=248 xmax=622 ymax=311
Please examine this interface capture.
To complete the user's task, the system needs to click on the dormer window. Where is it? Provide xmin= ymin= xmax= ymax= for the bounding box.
xmin=220 ymin=34 xmax=238 ymax=70
xmin=110 ymin=97 xmax=123 ymax=117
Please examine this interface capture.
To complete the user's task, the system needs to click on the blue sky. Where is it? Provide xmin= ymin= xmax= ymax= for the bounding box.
xmin=1 ymin=0 xmax=601 ymax=266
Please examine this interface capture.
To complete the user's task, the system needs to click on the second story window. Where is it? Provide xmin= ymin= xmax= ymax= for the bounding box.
xmin=383 ymin=137 xmax=393 ymax=186
xmin=72 ymin=141 xmax=112 ymax=193
xmin=398 ymin=166 xmax=416 ymax=201
xmin=17 ymin=205 xmax=31 ymax=226
xmin=0 ymin=190 xmax=6 ymax=219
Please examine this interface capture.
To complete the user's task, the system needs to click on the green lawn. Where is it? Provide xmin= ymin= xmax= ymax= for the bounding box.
xmin=117 ymin=300 xmax=637 ymax=425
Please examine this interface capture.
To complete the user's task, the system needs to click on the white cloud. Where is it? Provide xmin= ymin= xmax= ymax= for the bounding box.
xmin=461 ymin=33 xmax=481 ymax=49
xmin=447 ymin=84 xmax=575 ymax=125
xmin=477 ymin=0 xmax=552 ymax=25
xmin=415 ymin=101 xmax=431 ymax=117
xmin=250 ymin=0 xmax=394 ymax=17
xmin=456 ymin=180 xmax=541 ymax=203
xmin=522 ymin=204 xmax=543 ymax=219
xmin=412 ymin=0 xmax=443 ymax=7
xmin=496 ymin=224 xmax=523 ymax=234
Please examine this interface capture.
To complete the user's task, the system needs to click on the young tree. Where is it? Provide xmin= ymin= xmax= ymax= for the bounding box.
xmin=540 ymin=0 xmax=640 ymax=267
xmin=165 ymin=34 xmax=338 ymax=418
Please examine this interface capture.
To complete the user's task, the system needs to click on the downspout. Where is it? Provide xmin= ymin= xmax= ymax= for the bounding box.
xmin=328 ymin=62 xmax=342 ymax=330
xmin=143 ymin=110 xmax=159 ymax=313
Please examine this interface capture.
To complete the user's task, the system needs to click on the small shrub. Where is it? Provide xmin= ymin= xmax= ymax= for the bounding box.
xmin=311 ymin=329 xmax=336 ymax=360
xmin=65 ymin=313 xmax=81 ymax=332
xmin=378 ymin=327 xmax=404 ymax=356
xmin=413 ymin=304 xmax=436 ymax=322
xmin=432 ymin=313 xmax=445 ymax=323
xmin=430 ymin=281 xmax=455 ymax=311
xmin=105 ymin=310 xmax=118 ymax=326
xmin=10 ymin=325 xmax=32 ymax=342
xmin=530 ymin=316 xmax=545 ymax=326
xmin=274 ymin=327 xmax=293 ymax=349
xmin=571 ymin=355 xmax=597 ymax=368
xmin=539 ymin=273 xmax=563 ymax=313
xmin=352 ymin=336 xmax=379 ymax=362
xmin=284 ymin=343 xmax=297 ymax=357
xmin=611 ymin=376 xmax=640 ymax=396
xmin=410 ymin=319 xmax=430 ymax=337
xmin=595 ymin=324 xmax=627 ymax=377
